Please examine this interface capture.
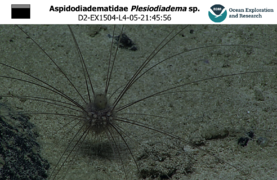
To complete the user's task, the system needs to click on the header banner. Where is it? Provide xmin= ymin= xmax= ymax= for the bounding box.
xmin=1 ymin=1 xmax=276 ymax=24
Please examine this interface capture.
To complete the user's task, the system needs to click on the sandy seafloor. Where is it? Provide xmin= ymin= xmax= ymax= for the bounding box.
xmin=0 ymin=25 xmax=277 ymax=179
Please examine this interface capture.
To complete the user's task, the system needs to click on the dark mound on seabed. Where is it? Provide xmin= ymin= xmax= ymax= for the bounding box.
xmin=0 ymin=102 xmax=49 ymax=180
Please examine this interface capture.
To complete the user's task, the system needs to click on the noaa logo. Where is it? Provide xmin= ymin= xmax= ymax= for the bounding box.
xmin=208 ymin=4 xmax=227 ymax=23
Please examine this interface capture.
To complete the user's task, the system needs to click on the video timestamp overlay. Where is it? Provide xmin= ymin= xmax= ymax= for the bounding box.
xmin=2 ymin=1 xmax=276 ymax=24
xmin=49 ymin=5 xmax=198 ymax=22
